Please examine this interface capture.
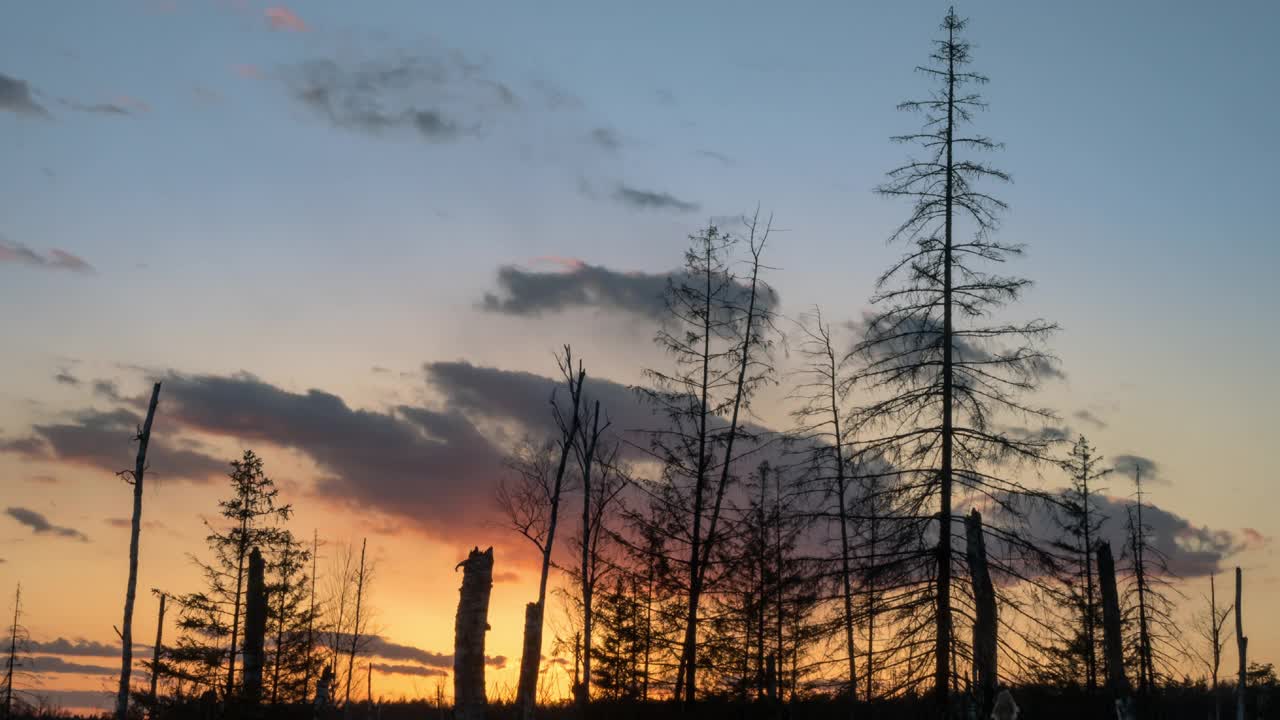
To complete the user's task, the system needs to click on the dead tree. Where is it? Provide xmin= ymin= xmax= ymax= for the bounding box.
xmin=1192 ymin=575 xmax=1233 ymax=720
xmin=1097 ymin=542 xmax=1131 ymax=715
xmin=1235 ymin=567 xmax=1245 ymax=720
xmin=3 ymin=584 xmax=28 ymax=719
xmin=116 ymin=382 xmax=161 ymax=720
xmin=242 ymin=547 xmax=267 ymax=703
xmin=965 ymin=509 xmax=997 ymax=716
xmin=851 ymin=7 xmax=1058 ymax=710
xmin=148 ymin=590 xmax=170 ymax=715
xmin=503 ymin=347 xmax=588 ymax=720
xmin=344 ymin=539 xmax=371 ymax=709
xmin=454 ymin=548 xmax=494 ymax=720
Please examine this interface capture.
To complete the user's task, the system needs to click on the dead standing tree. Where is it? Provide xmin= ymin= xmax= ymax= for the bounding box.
xmin=964 ymin=509 xmax=997 ymax=716
xmin=502 ymin=346 xmax=588 ymax=720
xmin=1192 ymin=575 xmax=1233 ymax=720
xmin=454 ymin=548 xmax=494 ymax=720
xmin=1235 ymin=567 xmax=1245 ymax=720
xmin=849 ymin=6 xmax=1058 ymax=710
xmin=242 ymin=547 xmax=267 ymax=704
xmin=116 ymin=382 xmax=161 ymax=720
xmin=637 ymin=214 xmax=776 ymax=705
xmin=1097 ymin=542 xmax=1134 ymax=720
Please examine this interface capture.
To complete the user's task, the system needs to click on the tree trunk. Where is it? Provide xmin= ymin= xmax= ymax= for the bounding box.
xmin=345 ymin=539 xmax=368 ymax=709
xmin=515 ymin=359 xmax=584 ymax=720
xmin=965 ymin=510 xmax=997 ymax=716
xmin=4 ymin=585 xmax=21 ymax=719
xmin=578 ymin=402 xmax=601 ymax=713
xmin=1235 ymin=567 xmax=1245 ymax=720
xmin=242 ymin=548 xmax=267 ymax=704
xmin=1097 ymin=542 xmax=1133 ymax=720
xmin=116 ymin=382 xmax=161 ymax=720
xmin=148 ymin=593 xmax=167 ymax=716
xmin=454 ymin=548 xmax=494 ymax=720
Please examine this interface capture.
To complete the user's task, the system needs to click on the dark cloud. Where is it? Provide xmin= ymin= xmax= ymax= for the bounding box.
xmin=613 ymin=184 xmax=699 ymax=213
xmin=29 ymin=656 xmax=116 ymax=676
xmin=153 ymin=371 xmax=503 ymax=539
xmin=354 ymin=636 xmax=504 ymax=670
xmin=0 ymin=407 xmax=227 ymax=483
xmin=479 ymin=259 xmax=779 ymax=321
xmin=849 ymin=312 xmax=1064 ymax=383
xmin=1073 ymin=409 xmax=1107 ymax=429
xmin=92 ymin=379 xmax=124 ymax=401
xmin=61 ymin=100 xmax=128 ymax=115
xmin=0 ymin=73 xmax=49 ymax=118
xmin=54 ymin=371 xmax=80 ymax=386
xmin=4 ymin=507 xmax=88 ymax=542
xmin=29 ymin=638 xmax=124 ymax=657
xmin=287 ymin=52 xmax=520 ymax=143
xmin=0 ymin=238 xmax=94 ymax=273
xmin=589 ymin=127 xmax=621 ymax=150
xmin=1112 ymin=454 xmax=1161 ymax=484
xmin=371 ymin=663 xmax=446 ymax=678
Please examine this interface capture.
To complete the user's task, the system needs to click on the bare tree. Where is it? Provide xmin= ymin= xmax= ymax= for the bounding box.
xmin=116 ymin=382 xmax=161 ymax=720
xmin=637 ymin=214 xmax=776 ymax=705
xmin=1191 ymin=575 xmax=1233 ymax=720
xmin=1235 ymin=567 xmax=1246 ymax=720
xmin=850 ymin=6 xmax=1058 ymax=709
xmin=500 ymin=346 xmax=588 ymax=720
xmin=343 ymin=539 xmax=374 ymax=710
xmin=3 ymin=584 xmax=30 ymax=719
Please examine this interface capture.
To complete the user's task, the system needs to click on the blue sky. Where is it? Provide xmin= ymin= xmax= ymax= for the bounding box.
xmin=2 ymin=0 xmax=1278 ymax=709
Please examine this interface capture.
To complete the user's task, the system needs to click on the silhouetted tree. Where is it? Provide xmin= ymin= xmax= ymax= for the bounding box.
xmin=849 ymin=6 xmax=1058 ymax=709
xmin=499 ymin=345 xmax=588 ymax=720
xmin=636 ymin=214 xmax=777 ymax=705
xmin=3 ymin=584 xmax=30 ymax=719
xmin=116 ymin=382 xmax=161 ymax=720
xmin=1119 ymin=462 xmax=1181 ymax=694
xmin=171 ymin=450 xmax=292 ymax=698
xmin=1191 ymin=575 xmax=1233 ymax=720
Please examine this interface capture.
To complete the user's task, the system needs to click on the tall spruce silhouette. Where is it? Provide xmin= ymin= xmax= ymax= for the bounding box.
xmin=848 ymin=6 xmax=1059 ymax=709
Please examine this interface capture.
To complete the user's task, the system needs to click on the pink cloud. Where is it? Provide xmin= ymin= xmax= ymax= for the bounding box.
xmin=1242 ymin=527 xmax=1271 ymax=550
xmin=0 ymin=240 xmax=94 ymax=274
xmin=264 ymin=6 xmax=307 ymax=31
xmin=530 ymin=256 xmax=586 ymax=272
xmin=233 ymin=64 xmax=261 ymax=79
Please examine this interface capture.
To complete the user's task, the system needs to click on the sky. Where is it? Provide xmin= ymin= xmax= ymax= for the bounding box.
xmin=2 ymin=0 xmax=1278 ymax=712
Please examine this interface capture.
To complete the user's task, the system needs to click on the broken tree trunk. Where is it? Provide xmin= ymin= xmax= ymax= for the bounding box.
xmin=242 ymin=547 xmax=267 ymax=704
xmin=454 ymin=547 xmax=494 ymax=720
xmin=516 ymin=602 xmax=541 ymax=720
xmin=965 ymin=509 xmax=997 ymax=716
xmin=1236 ymin=567 xmax=1246 ymax=720
xmin=148 ymin=591 xmax=167 ymax=716
xmin=1097 ymin=542 xmax=1134 ymax=720
xmin=116 ymin=382 xmax=161 ymax=720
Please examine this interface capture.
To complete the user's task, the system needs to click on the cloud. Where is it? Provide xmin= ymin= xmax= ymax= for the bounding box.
xmin=479 ymin=259 xmax=778 ymax=321
xmin=493 ymin=571 xmax=520 ymax=584
xmin=1112 ymin=454 xmax=1162 ymax=484
xmin=0 ymin=407 xmax=227 ymax=484
xmin=0 ymin=72 xmax=49 ymax=118
xmin=0 ymin=238 xmax=94 ymax=273
xmin=356 ymin=636 xmax=505 ymax=671
xmin=287 ymin=52 xmax=519 ymax=144
xmin=29 ymin=656 xmax=116 ymax=676
xmin=589 ymin=127 xmax=621 ymax=151
xmin=613 ymin=184 xmax=699 ymax=213
xmin=4 ymin=507 xmax=88 ymax=542
xmin=1073 ymin=409 xmax=1107 ymax=429
xmin=265 ymin=6 xmax=307 ymax=31
xmin=371 ymin=663 xmax=446 ymax=678
xmin=92 ymin=379 xmax=124 ymax=401
xmin=55 ymin=371 xmax=81 ymax=387
xmin=29 ymin=638 xmax=123 ymax=657
xmin=151 ymin=371 xmax=503 ymax=539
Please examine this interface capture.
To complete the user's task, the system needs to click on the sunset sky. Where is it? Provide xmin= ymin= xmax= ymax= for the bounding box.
xmin=2 ymin=0 xmax=1278 ymax=712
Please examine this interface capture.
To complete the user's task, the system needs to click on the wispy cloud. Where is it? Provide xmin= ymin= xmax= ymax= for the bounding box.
xmin=54 ymin=371 xmax=81 ymax=387
xmin=265 ymin=6 xmax=308 ymax=31
xmin=589 ymin=127 xmax=621 ymax=151
xmin=0 ymin=72 xmax=50 ymax=118
xmin=1073 ymin=409 xmax=1107 ymax=429
xmin=4 ymin=507 xmax=88 ymax=542
xmin=1112 ymin=453 xmax=1162 ymax=484
xmin=0 ymin=238 xmax=94 ymax=273
xmin=613 ymin=184 xmax=699 ymax=212
xmin=60 ymin=95 xmax=150 ymax=116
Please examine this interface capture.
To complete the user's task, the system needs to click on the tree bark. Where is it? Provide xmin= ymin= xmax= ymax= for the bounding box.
xmin=965 ymin=510 xmax=997 ymax=716
xmin=116 ymin=382 xmax=161 ymax=720
xmin=242 ymin=547 xmax=267 ymax=704
xmin=454 ymin=547 xmax=494 ymax=720
xmin=1235 ymin=567 xmax=1245 ymax=720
